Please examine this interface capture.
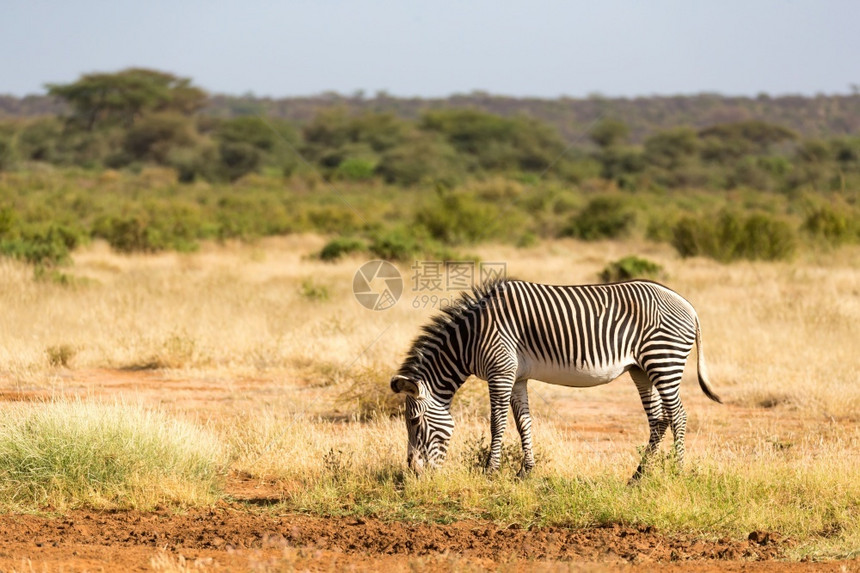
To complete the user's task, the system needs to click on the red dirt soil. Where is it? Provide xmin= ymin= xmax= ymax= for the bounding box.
xmin=1 ymin=370 xmax=858 ymax=572
xmin=1 ymin=497 xmax=857 ymax=572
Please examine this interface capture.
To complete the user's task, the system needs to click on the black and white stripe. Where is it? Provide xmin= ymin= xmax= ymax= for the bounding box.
xmin=390 ymin=278 xmax=721 ymax=480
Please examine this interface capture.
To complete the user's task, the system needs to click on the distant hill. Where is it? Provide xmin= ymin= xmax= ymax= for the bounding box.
xmin=3 ymin=91 xmax=858 ymax=143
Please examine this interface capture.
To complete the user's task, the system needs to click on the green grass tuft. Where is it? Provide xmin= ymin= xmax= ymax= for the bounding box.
xmin=0 ymin=399 xmax=226 ymax=511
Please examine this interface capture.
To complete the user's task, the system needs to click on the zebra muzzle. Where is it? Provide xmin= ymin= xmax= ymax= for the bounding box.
xmin=407 ymin=448 xmax=426 ymax=474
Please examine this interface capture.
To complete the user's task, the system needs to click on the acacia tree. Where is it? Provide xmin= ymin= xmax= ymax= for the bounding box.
xmin=47 ymin=68 xmax=207 ymax=130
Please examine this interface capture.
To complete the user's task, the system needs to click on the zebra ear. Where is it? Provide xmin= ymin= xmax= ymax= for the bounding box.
xmin=390 ymin=375 xmax=424 ymax=399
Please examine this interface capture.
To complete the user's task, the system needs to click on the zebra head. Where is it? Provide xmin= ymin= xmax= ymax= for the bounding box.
xmin=390 ymin=374 xmax=454 ymax=474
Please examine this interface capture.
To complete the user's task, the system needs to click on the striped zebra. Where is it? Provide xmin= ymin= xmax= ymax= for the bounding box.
xmin=390 ymin=278 xmax=721 ymax=481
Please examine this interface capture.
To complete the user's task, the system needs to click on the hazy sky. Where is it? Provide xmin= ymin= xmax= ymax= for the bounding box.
xmin=2 ymin=1 xmax=857 ymax=98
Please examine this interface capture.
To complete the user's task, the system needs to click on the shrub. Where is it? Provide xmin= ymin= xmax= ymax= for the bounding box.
xmin=93 ymin=204 xmax=207 ymax=254
xmin=305 ymin=205 xmax=364 ymax=234
xmin=802 ymin=205 xmax=858 ymax=246
xmin=415 ymin=191 xmax=502 ymax=245
xmin=319 ymin=237 xmax=367 ymax=261
xmin=741 ymin=214 xmax=797 ymax=260
xmin=215 ymin=195 xmax=293 ymax=239
xmin=562 ymin=196 xmax=635 ymax=240
xmin=368 ymin=227 xmax=425 ymax=261
xmin=672 ymin=211 xmax=796 ymax=262
xmin=0 ymin=224 xmax=82 ymax=268
xmin=376 ymin=133 xmax=465 ymax=186
xmin=599 ymin=256 xmax=665 ymax=283
xmin=334 ymin=157 xmax=377 ymax=181
xmin=92 ymin=214 xmax=165 ymax=253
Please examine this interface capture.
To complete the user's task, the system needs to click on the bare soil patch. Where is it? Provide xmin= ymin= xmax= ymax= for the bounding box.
xmin=2 ymin=502 xmax=853 ymax=572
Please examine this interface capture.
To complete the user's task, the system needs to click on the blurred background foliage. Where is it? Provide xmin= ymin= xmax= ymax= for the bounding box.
xmin=0 ymin=68 xmax=858 ymax=267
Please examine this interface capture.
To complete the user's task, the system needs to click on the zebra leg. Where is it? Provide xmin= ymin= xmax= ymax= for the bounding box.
xmin=486 ymin=374 xmax=515 ymax=474
xmin=510 ymin=379 xmax=535 ymax=478
xmin=655 ymin=378 xmax=687 ymax=467
xmin=629 ymin=367 xmax=669 ymax=481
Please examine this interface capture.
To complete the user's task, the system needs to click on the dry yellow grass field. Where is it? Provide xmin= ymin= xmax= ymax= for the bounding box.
xmin=1 ymin=236 xmax=859 ymax=560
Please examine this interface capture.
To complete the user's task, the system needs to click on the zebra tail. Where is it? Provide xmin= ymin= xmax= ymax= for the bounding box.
xmin=695 ymin=317 xmax=722 ymax=404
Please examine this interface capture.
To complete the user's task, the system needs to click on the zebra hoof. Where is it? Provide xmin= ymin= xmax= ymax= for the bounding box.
xmin=516 ymin=465 xmax=534 ymax=480
xmin=627 ymin=466 xmax=646 ymax=486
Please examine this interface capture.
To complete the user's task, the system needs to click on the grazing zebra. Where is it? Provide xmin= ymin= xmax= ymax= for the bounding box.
xmin=390 ymin=278 xmax=721 ymax=481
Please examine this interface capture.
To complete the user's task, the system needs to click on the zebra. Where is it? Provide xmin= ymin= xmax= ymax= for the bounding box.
xmin=390 ymin=278 xmax=721 ymax=481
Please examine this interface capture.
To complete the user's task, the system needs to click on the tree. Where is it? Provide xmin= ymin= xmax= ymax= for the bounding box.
xmin=376 ymin=133 xmax=465 ymax=186
xmin=47 ymin=68 xmax=207 ymax=130
xmin=589 ymin=118 xmax=629 ymax=149
xmin=420 ymin=109 xmax=565 ymax=173
xmin=643 ymin=127 xmax=699 ymax=170
xmin=699 ymin=120 xmax=797 ymax=163
xmin=123 ymin=113 xmax=200 ymax=164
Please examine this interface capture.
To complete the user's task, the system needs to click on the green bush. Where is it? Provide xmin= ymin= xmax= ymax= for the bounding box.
xmin=306 ymin=205 xmax=364 ymax=235
xmin=214 ymin=195 xmax=293 ymax=239
xmin=334 ymin=157 xmax=377 ymax=181
xmin=741 ymin=214 xmax=797 ymax=260
xmin=319 ymin=237 xmax=367 ymax=261
xmin=376 ymin=133 xmax=465 ymax=186
xmin=0 ymin=223 xmax=82 ymax=268
xmin=802 ymin=205 xmax=858 ymax=246
xmin=92 ymin=203 xmax=210 ymax=253
xmin=672 ymin=211 xmax=796 ymax=262
xmin=92 ymin=214 xmax=166 ymax=253
xmin=415 ymin=191 xmax=503 ymax=245
xmin=599 ymin=256 xmax=664 ymax=282
xmin=368 ymin=227 xmax=426 ymax=261
xmin=562 ymin=196 xmax=635 ymax=240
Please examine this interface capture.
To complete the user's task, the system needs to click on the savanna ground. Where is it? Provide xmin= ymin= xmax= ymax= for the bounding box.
xmin=0 ymin=235 xmax=859 ymax=572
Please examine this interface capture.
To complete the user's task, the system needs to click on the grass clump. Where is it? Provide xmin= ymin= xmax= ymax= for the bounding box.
xmin=337 ymin=366 xmax=404 ymax=421
xmin=599 ymin=255 xmax=665 ymax=282
xmin=46 ymin=344 xmax=76 ymax=367
xmin=0 ymin=399 xmax=225 ymax=511
xmin=299 ymin=278 xmax=330 ymax=301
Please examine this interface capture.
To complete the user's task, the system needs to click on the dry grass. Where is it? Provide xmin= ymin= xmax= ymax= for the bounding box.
xmin=2 ymin=236 xmax=856 ymax=418
xmin=0 ymin=236 xmax=858 ymax=557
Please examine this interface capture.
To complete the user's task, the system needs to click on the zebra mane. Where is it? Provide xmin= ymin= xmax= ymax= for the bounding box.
xmin=397 ymin=276 xmax=510 ymax=380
